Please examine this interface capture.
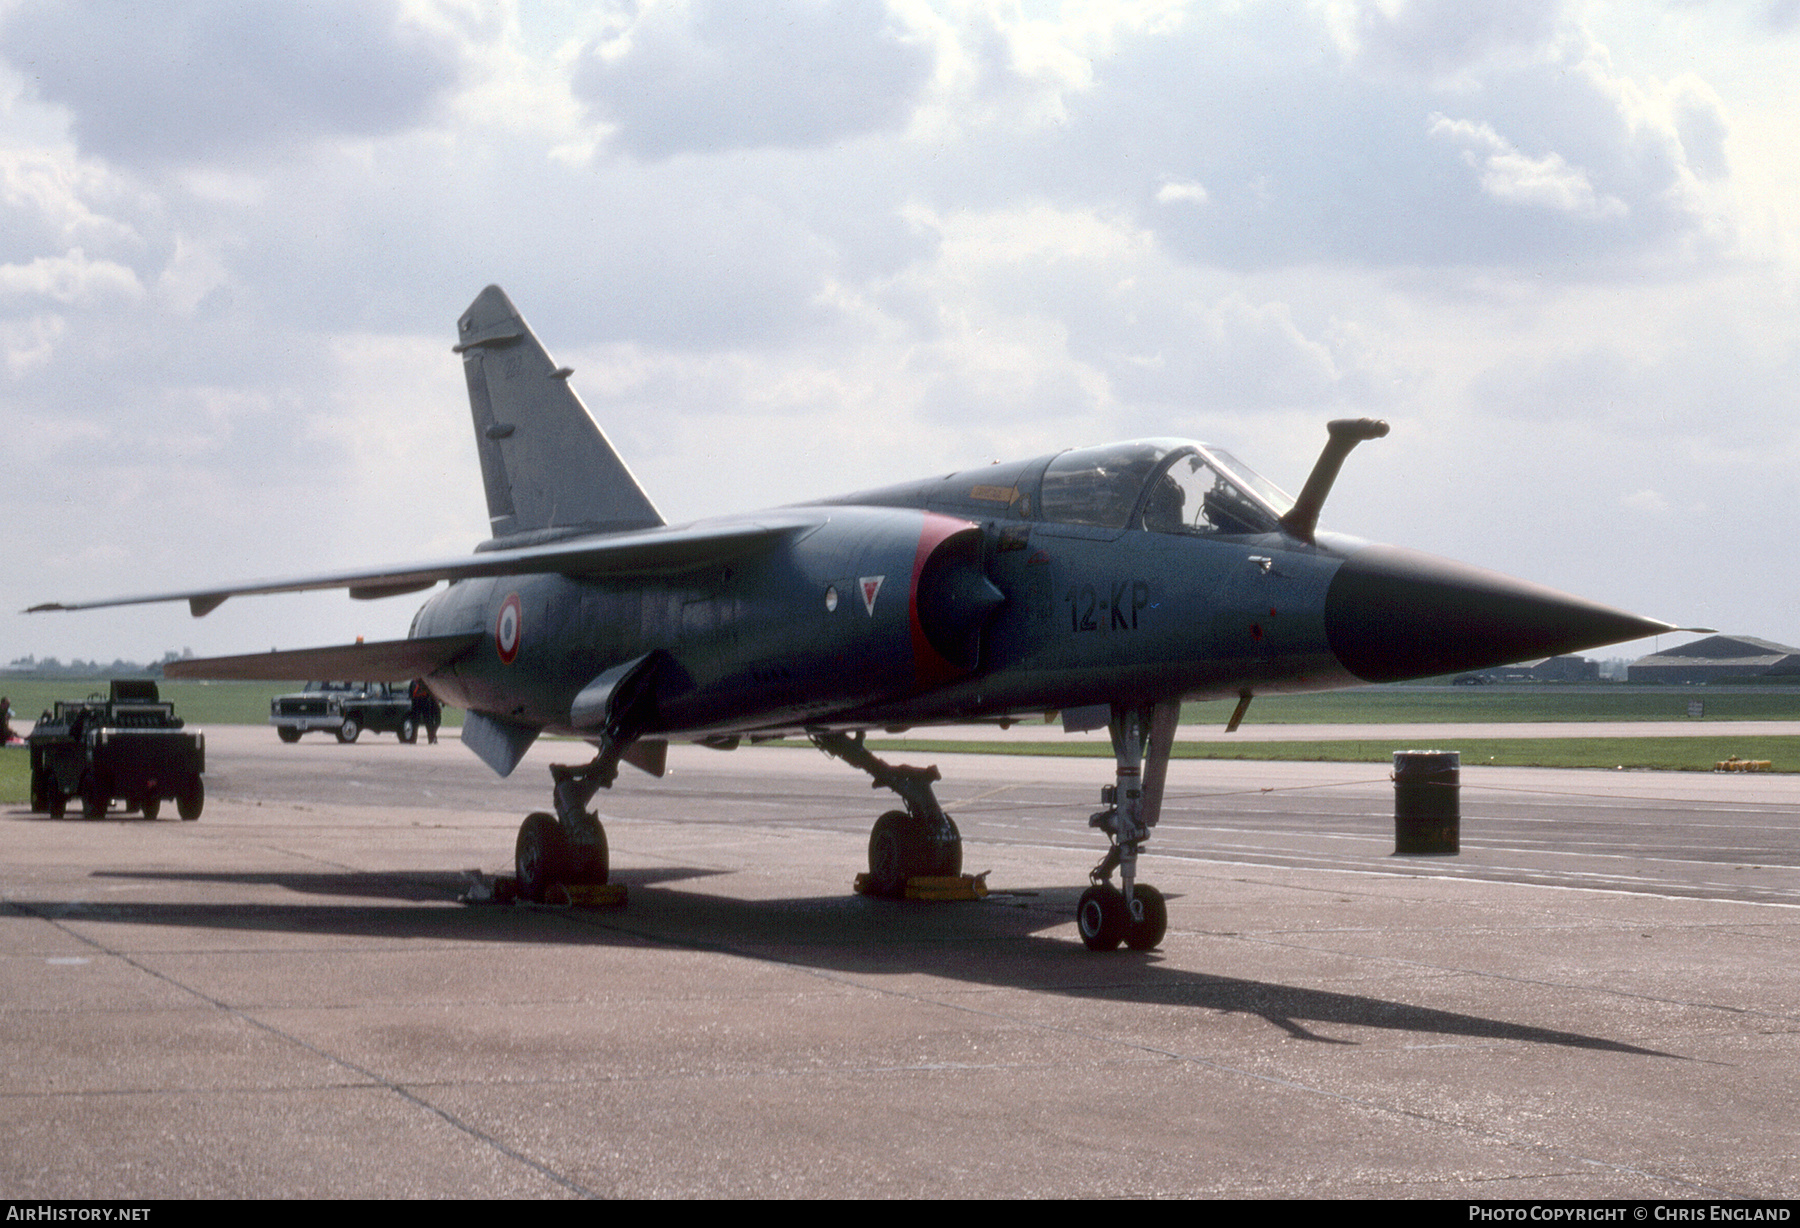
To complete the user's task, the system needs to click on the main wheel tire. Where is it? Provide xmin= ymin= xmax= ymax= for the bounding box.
xmin=398 ymin=717 xmax=417 ymax=744
xmin=277 ymin=727 xmax=302 ymax=744
xmin=867 ymin=810 xmax=925 ymax=898
xmin=142 ymin=797 xmax=161 ymax=821
xmin=177 ymin=777 xmax=204 ymax=821
xmin=1077 ymin=884 xmax=1127 ymax=952
xmin=926 ymin=814 xmax=963 ymax=878
xmin=336 ymin=717 xmax=361 ymax=744
xmin=567 ymin=823 xmax=609 ymax=886
xmin=48 ymin=783 xmax=66 ymax=819
xmin=515 ymin=812 xmax=569 ymax=903
xmin=30 ymin=766 xmax=46 ymax=812
xmin=1123 ymin=883 xmax=1167 ymax=951
xmin=80 ymin=771 xmax=108 ymax=820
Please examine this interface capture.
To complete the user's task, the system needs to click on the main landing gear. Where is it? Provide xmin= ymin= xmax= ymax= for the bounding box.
xmin=1077 ymin=700 xmax=1179 ymax=952
xmin=512 ymin=661 xmax=665 ymax=903
xmin=812 ymin=731 xmax=962 ymax=898
xmin=511 ymin=740 xmax=622 ymax=903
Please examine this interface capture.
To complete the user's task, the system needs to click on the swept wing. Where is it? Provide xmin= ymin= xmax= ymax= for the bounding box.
xmin=27 ymin=514 xmax=818 ymax=618
xmin=160 ymin=633 xmax=485 ymax=682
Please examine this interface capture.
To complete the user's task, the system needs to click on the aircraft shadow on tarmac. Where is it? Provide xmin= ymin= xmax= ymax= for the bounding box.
xmin=88 ymin=866 xmax=729 ymax=901
xmin=36 ymin=865 xmax=1680 ymax=1060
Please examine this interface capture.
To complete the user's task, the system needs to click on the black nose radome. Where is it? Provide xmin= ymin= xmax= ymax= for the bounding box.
xmin=1324 ymin=544 xmax=1672 ymax=684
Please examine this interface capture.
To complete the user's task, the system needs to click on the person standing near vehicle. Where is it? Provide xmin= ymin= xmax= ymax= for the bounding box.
xmin=408 ymin=679 xmax=441 ymax=744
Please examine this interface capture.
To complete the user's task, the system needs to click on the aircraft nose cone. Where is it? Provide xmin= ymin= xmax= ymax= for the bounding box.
xmin=1324 ymin=544 xmax=1673 ymax=684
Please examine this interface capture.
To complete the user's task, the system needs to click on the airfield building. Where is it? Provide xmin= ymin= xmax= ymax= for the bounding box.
xmin=1522 ymin=655 xmax=1600 ymax=683
xmin=1627 ymin=635 xmax=1800 ymax=683
xmin=1458 ymin=655 xmax=1599 ymax=683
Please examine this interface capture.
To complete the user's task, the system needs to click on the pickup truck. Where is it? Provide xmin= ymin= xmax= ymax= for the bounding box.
xmin=270 ymin=681 xmax=419 ymax=744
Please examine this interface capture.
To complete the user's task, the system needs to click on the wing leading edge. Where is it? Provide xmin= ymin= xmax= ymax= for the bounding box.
xmin=160 ymin=633 xmax=484 ymax=682
xmin=27 ymin=514 xmax=821 ymax=617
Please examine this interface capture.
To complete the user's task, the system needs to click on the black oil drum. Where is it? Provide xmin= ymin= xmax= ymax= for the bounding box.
xmin=1392 ymin=750 xmax=1459 ymax=855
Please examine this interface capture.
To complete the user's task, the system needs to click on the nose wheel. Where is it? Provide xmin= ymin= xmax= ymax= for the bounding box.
xmin=1078 ymin=882 xmax=1166 ymax=952
xmin=1076 ymin=884 xmax=1125 ymax=950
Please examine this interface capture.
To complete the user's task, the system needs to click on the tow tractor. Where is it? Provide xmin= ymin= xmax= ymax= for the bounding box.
xmin=28 ymin=680 xmax=205 ymax=820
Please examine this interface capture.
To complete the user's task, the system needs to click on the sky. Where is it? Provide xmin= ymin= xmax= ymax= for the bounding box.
xmin=4 ymin=0 xmax=1797 ymax=669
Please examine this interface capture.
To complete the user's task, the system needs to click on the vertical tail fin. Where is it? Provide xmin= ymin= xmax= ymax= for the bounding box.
xmin=456 ymin=285 xmax=663 ymax=543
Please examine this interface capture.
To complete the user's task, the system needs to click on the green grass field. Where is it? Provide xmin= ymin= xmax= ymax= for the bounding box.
xmin=1182 ymin=687 xmax=1800 ymax=724
xmin=0 ymin=747 xmax=26 ymax=805
xmin=861 ymin=736 xmax=1800 ymax=773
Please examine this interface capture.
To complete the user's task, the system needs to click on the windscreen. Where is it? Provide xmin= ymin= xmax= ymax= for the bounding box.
xmin=1203 ymin=447 xmax=1296 ymax=518
xmin=1139 ymin=450 xmax=1282 ymax=536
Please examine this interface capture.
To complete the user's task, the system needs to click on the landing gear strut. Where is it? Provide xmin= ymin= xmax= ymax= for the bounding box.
xmin=514 ymin=651 xmax=676 ymax=900
xmin=512 ymin=658 xmax=667 ymax=902
xmin=1079 ymin=700 xmax=1179 ymax=951
xmin=812 ymin=731 xmax=961 ymax=897
xmin=511 ymin=742 xmax=619 ymax=902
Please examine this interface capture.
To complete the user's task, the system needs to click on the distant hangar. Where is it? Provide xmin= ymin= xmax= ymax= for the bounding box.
xmin=1628 ymin=635 xmax=1800 ymax=684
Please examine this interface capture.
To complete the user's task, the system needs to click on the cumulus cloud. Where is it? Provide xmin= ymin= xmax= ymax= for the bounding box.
xmin=1428 ymin=114 xmax=1627 ymax=219
xmin=1155 ymin=179 xmax=1208 ymax=206
xmin=941 ymin=2 xmax=1715 ymax=273
xmin=572 ymin=0 xmax=933 ymax=159
xmin=1669 ymin=77 xmax=1729 ymax=181
xmin=0 ymin=149 xmax=141 ymax=260
xmin=0 ymin=248 xmax=144 ymax=304
xmin=1 ymin=311 xmax=62 ymax=375
xmin=0 ymin=0 xmax=462 ymax=168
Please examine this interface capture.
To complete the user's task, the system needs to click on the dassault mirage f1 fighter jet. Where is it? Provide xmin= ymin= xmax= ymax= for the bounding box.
xmin=33 ymin=286 xmax=1675 ymax=951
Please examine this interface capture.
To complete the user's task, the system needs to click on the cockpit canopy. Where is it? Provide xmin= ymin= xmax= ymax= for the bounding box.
xmin=1037 ymin=439 xmax=1294 ymax=535
xmin=822 ymin=439 xmax=1295 ymax=537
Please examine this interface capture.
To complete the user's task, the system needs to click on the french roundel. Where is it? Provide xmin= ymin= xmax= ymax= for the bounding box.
xmin=495 ymin=593 xmax=523 ymax=664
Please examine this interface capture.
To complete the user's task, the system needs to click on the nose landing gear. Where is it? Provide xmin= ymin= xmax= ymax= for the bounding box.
xmin=1078 ymin=700 xmax=1178 ymax=951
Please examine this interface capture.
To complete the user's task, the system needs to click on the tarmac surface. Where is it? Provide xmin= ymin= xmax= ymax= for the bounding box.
xmin=3 ymin=725 xmax=1795 ymax=1198
xmin=887 ymin=719 xmax=1800 ymax=741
